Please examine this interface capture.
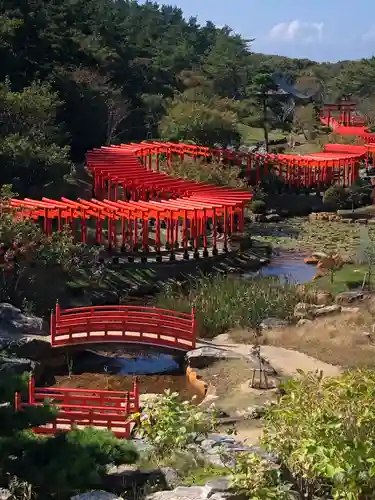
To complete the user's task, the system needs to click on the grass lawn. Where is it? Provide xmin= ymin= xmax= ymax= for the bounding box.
xmin=311 ymin=263 xmax=373 ymax=294
xmin=238 ymin=124 xmax=287 ymax=144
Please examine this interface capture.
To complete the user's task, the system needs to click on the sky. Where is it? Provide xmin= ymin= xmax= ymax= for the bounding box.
xmin=139 ymin=0 xmax=375 ymax=62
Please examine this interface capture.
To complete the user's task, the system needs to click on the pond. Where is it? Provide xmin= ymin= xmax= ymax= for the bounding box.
xmin=260 ymin=250 xmax=316 ymax=284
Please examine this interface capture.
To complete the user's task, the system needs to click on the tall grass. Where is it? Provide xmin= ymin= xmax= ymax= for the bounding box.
xmin=154 ymin=274 xmax=302 ymax=338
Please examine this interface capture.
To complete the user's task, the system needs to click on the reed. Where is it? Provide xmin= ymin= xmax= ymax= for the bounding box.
xmin=155 ymin=274 xmax=301 ymax=338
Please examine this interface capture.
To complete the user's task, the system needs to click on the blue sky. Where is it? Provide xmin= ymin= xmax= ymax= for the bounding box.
xmin=139 ymin=0 xmax=375 ymax=62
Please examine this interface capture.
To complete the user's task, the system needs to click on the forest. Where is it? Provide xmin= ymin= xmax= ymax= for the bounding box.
xmin=1 ymin=0 xmax=375 ymax=198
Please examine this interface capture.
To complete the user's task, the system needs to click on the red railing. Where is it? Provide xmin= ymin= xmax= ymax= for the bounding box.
xmin=14 ymin=377 xmax=140 ymax=438
xmin=50 ymin=303 xmax=196 ymax=351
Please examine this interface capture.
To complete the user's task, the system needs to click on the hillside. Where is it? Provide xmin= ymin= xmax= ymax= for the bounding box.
xmin=0 ymin=0 xmax=375 ymax=197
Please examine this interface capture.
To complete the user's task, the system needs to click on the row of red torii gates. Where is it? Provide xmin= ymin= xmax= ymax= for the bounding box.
xmin=8 ymin=141 xmax=372 ymax=257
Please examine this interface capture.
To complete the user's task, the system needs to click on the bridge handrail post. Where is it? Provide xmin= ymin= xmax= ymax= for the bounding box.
xmin=50 ymin=309 xmax=56 ymax=346
xmin=28 ymin=375 xmax=35 ymax=404
xmin=55 ymin=301 xmax=61 ymax=322
xmin=14 ymin=392 xmax=21 ymax=411
xmin=132 ymin=377 xmax=139 ymax=412
xmin=191 ymin=306 xmax=196 ymax=349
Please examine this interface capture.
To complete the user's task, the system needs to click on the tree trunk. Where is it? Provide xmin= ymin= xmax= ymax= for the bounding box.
xmin=262 ymin=98 xmax=269 ymax=152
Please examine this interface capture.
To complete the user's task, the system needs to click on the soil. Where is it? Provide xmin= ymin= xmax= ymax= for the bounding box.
xmin=54 ymin=373 xmax=203 ymax=403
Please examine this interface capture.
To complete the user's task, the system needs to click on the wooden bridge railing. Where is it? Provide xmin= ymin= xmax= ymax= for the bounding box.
xmin=50 ymin=303 xmax=196 ymax=351
xmin=14 ymin=377 xmax=140 ymax=438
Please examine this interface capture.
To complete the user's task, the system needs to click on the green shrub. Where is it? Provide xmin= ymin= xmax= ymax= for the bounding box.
xmin=134 ymin=390 xmax=216 ymax=457
xmin=323 ymin=185 xmax=349 ymax=210
xmin=250 ymin=199 xmax=266 ymax=214
xmin=154 ymin=274 xmax=301 ymax=337
xmin=261 ymin=369 xmax=375 ymax=499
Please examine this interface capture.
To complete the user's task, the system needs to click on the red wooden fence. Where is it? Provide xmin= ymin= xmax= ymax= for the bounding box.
xmin=14 ymin=377 xmax=140 ymax=438
xmin=50 ymin=303 xmax=196 ymax=351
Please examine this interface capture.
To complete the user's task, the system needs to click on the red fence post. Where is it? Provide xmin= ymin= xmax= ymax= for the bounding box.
xmin=50 ymin=308 xmax=56 ymax=346
xmin=28 ymin=375 xmax=35 ymax=404
xmin=191 ymin=306 xmax=196 ymax=349
xmin=132 ymin=377 xmax=139 ymax=412
xmin=14 ymin=392 xmax=21 ymax=411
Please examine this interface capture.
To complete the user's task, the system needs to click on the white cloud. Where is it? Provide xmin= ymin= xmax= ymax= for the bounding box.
xmin=268 ymin=20 xmax=324 ymax=44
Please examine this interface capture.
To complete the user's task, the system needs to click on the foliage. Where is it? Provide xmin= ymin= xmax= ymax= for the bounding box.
xmin=323 ymin=185 xmax=349 ymax=210
xmin=0 ymin=82 xmax=72 ymax=196
xmin=161 ymin=157 xmax=248 ymax=189
xmin=134 ymin=390 xmax=216 ymax=457
xmin=0 ymin=373 xmax=138 ymax=499
xmin=0 ymin=186 xmax=100 ymax=313
xmin=154 ymin=274 xmax=302 ymax=337
xmin=250 ymin=200 xmax=266 ymax=214
xmin=262 ymin=369 xmax=375 ymax=500
xmin=159 ymin=100 xmax=241 ymax=147
xmin=229 ymin=453 xmax=293 ymax=500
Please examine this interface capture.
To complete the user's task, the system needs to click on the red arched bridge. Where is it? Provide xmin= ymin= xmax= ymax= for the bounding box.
xmin=50 ymin=303 xmax=196 ymax=351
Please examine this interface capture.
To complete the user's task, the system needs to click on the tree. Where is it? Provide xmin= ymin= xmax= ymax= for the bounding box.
xmin=293 ymin=103 xmax=320 ymax=141
xmin=159 ymin=100 xmax=240 ymax=147
xmin=0 ymin=373 xmax=138 ymax=499
xmin=0 ymin=81 xmax=72 ymax=196
xmin=249 ymin=72 xmax=278 ymax=152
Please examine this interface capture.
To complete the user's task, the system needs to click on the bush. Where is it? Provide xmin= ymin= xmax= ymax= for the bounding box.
xmin=260 ymin=369 xmax=375 ymax=499
xmin=323 ymin=185 xmax=349 ymax=210
xmin=250 ymin=199 xmax=266 ymax=214
xmin=135 ymin=390 xmax=216 ymax=457
xmin=154 ymin=274 xmax=302 ymax=337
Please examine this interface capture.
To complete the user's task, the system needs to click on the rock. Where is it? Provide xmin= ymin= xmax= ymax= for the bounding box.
xmin=264 ymin=214 xmax=282 ymax=222
xmin=303 ymin=257 xmax=319 ymax=265
xmin=315 ymin=292 xmax=333 ymax=305
xmin=0 ymin=303 xmax=45 ymax=335
xmin=311 ymin=251 xmax=328 ymax=259
xmin=293 ymin=302 xmax=316 ymax=319
xmin=296 ymin=318 xmax=312 ymax=327
xmin=294 ymin=302 xmax=341 ymax=319
xmin=145 ymin=479 xmax=235 ymax=500
xmin=0 ymin=489 xmax=12 ymax=500
xmin=186 ymin=347 xmax=243 ymax=369
xmin=0 ymin=356 xmax=35 ymax=375
xmin=104 ymin=464 xmax=175 ymax=493
xmin=341 ymin=306 xmax=360 ymax=314
xmin=335 ymin=291 xmax=364 ymax=305
xmin=312 ymin=305 xmax=341 ymax=317
xmin=260 ymin=317 xmax=288 ymax=330
xmin=71 ymin=492 xmax=122 ymax=500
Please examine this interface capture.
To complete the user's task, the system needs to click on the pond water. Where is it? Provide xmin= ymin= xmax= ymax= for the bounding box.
xmin=260 ymin=251 xmax=316 ymax=284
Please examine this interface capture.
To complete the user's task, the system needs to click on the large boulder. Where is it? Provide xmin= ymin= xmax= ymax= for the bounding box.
xmin=335 ymin=291 xmax=364 ymax=305
xmin=260 ymin=317 xmax=289 ymax=330
xmin=294 ymin=302 xmax=341 ymax=319
xmin=0 ymin=303 xmax=46 ymax=336
xmin=71 ymin=492 xmax=122 ymax=500
xmin=145 ymin=479 xmax=235 ymax=500
xmin=185 ymin=347 xmax=243 ymax=369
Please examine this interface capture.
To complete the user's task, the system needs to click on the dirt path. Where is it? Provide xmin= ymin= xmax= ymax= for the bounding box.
xmin=202 ymin=333 xmax=342 ymax=377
